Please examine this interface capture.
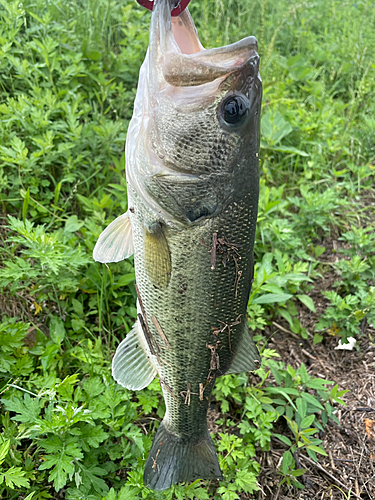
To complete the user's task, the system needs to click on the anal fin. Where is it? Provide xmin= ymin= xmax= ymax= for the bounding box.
xmin=112 ymin=321 xmax=157 ymax=390
xmin=223 ymin=326 xmax=261 ymax=375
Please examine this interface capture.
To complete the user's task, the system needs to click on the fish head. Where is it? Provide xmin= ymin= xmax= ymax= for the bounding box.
xmin=127 ymin=0 xmax=262 ymax=224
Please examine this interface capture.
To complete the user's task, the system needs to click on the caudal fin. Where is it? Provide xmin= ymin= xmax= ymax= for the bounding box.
xmin=143 ymin=421 xmax=222 ymax=491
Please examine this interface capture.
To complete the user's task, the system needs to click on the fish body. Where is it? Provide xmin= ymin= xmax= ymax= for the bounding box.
xmin=93 ymin=0 xmax=262 ymax=491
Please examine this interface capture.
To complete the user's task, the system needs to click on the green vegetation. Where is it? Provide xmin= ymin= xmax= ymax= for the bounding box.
xmin=0 ymin=0 xmax=374 ymax=498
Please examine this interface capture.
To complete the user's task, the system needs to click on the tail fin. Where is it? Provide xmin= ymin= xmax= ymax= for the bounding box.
xmin=143 ymin=421 xmax=222 ymax=491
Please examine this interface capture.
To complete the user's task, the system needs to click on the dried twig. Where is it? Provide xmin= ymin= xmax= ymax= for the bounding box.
xmin=152 ymin=449 xmax=160 ymax=469
xmin=210 ymin=232 xmax=218 ymax=270
xmin=135 ymin=284 xmax=161 ymax=355
xmin=199 ymin=382 xmax=204 ymax=401
xmin=207 ymin=342 xmax=220 ymax=370
xmin=272 ymin=321 xmax=301 ymax=340
xmin=212 ymin=315 xmax=242 ymax=352
xmin=138 ymin=313 xmax=156 ymax=356
xmin=299 ymin=453 xmax=363 ymax=499
xmin=151 ymin=315 xmax=171 ymax=349
xmin=160 ymin=377 xmax=179 ymax=402
xmin=180 ymin=383 xmax=198 ymax=405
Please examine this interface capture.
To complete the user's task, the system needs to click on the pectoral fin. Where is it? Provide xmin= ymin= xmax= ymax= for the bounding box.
xmin=144 ymin=223 xmax=171 ymax=289
xmin=93 ymin=211 xmax=134 ymax=263
xmin=112 ymin=321 xmax=157 ymax=390
xmin=223 ymin=326 xmax=261 ymax=375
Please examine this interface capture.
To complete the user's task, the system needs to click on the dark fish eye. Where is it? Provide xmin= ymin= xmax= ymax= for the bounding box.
xmin=220 ymin=94 xmax=249 ymax=127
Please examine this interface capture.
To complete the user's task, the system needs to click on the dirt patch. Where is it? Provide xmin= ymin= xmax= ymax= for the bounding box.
xmin=253 ymin=330 xmax=375 ymax=500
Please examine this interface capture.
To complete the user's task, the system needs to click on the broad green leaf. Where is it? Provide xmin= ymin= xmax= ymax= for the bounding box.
xmin=296 ymin=397 xmax=307 ymax=419
xmin=313 ymin=333 xmax=324 ymax=345
xmin=281 ymin=450 xmax=293 ymax=474
xmin=301 ymin=393 xmax=324 ymax=410
xmin=253 ymin=293 xmax=293 ymax=304
xmin=49 ymin=316 xmax=66 ymax=344
xmin=261 ymin=111 xmax=293 ymax=145
xmin=113 ymin=273 xmax=136 ymax=289
xmin=72 ymin=298 xmax=84 ymax=317
xmin=291 ymin=468 xmax=308 ymax=477
xmin=274 ymin=434 xmax=292 ymax=446
xmin=297 ymin=294 xmax=316 ymax=312
xmin=306 ymin=445 xmax=328 ymax=456
xmin=300 ymin=415 xmax=315 ymax=429
xmin=306 ymin=378 xmax=333 ymax=389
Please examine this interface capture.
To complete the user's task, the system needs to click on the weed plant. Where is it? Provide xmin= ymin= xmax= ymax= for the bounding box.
xmin=0 ymin=0 xmax=374 ymax=498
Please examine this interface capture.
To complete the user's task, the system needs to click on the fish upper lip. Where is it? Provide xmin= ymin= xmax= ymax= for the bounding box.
xmin=151 ymin=0 xmax=259 ymax=87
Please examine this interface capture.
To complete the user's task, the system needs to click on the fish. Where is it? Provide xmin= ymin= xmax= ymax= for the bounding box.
xmin=93 ymin=0 xmax=262 ymax=491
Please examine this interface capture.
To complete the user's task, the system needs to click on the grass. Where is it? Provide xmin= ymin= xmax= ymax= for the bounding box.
xmin=0 ymin=0 xmax=374 ymax=498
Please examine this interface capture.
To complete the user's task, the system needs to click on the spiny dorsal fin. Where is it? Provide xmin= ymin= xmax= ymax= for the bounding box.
xmin=93 ymin=211 xmax=134 ymax=263
xmin=112 ymin=321 xmax=157 ymax=391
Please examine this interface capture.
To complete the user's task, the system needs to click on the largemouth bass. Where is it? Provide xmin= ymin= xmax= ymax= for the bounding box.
xmin=93 ymin=0 xmax=262 ymax=491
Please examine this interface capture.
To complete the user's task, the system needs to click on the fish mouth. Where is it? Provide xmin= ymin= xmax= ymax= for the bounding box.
xmin=150 ymin=0 xmax=259 ymax=89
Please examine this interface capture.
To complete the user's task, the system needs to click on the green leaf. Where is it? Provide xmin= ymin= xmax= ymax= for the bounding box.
xmin=78 ymin=464 xmax=108 ymax=494
xmin=274 ymin=434 xmax=292 ymax=446
xmin=23 ymin=493 xmax=36 ymax=500
xmin=297 ymin=294 xmax=316 ymax=312
xmin=306 ymin=378 xmax=333 ymax=389
xmin=290 ymin=468 xmax=307 ymax=477
xmin=253 ymin=293 xmax=293 ymax=304
xmin=1 ymin=394 xmax=41 ymax=423
xmin=306 ymin=445 xmax=328 ymax=456
xmin=116 ymin=486 xmax=142 ymax=500
xmin=313 ymin=333 xmax=324 ymax=344
xmin=281 ymin=450 xmax=293 ymax=474
xmin=79 ymin=424 xmax=109 ymax=451
xmin=64 ymin=215 xmax=85 ymax=233
xmin=54 ymin=182 xmax=62 ymax=207
xmin=1 ymin=466 xmax=30 ymax=488
xmin=49 ymin=316 xmax=66 ymax=344
xmin=39 ymin=438 xmax=83 ymax=492
xmin=300 ymin=415 xmax=315 ymax=429
xmin=261 ymin=110 xmax=293 ymax=145
xmin=22 ymin=188 xmax=30 ymax=222
xmin=301 ymin=393 xmax=324 ymax=410
xmin=0 ymin=440 xmax=10 ymax=464
xmin=72 ymin=298 xmax=84 ymax=317
xmin=296 ymin=397 xmax=307 ymax=419
xmin=113 ymin=273 xmax=136 ymax=289
xmin=266 ymin=388 xmax=297 ymax=409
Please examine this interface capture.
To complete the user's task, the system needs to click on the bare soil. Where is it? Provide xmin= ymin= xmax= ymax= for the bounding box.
xmin=256 ymin=325 xmax=375 ymax=500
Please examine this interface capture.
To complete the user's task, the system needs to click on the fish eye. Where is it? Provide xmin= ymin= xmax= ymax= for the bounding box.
xmin=220 ymin=94 xmax=249 ymax=128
